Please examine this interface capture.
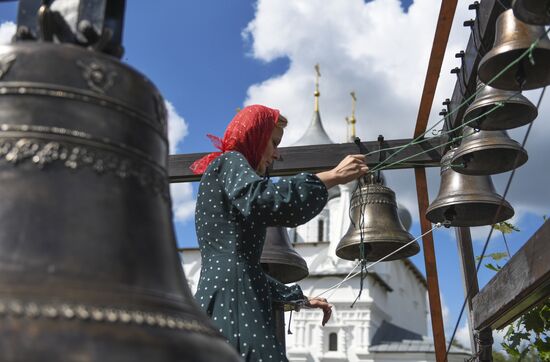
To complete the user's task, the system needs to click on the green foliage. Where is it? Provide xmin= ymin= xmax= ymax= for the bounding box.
xmin=486 ymin=220 xmax=549 ymax=361
xmin=477 ymin=252 xmax=509 ymax=262
xmin=484 ymin=263 xmax=502 ymax=272
xmin=494 ymin=349 xmax=545 ymax=362
xmin=499 ymin=299 xmax=550 ymax=361
xmin=493 ymin=221 xmax=520 ymax=234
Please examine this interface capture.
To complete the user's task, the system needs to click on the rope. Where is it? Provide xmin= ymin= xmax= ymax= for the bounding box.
xmin=315 ymin=223 xmax=444 ymax=300
xmin=444 ymin=86 xmax=546 ymax=361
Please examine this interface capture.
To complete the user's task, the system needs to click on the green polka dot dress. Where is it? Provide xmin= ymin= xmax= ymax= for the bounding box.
xmin=194 ymin=151 xmax=328 ymax=361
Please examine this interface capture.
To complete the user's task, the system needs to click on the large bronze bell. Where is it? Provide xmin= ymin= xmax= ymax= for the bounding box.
xmin=513 ymin=0 xmax=550 ymax=25
xmin=336 ymin=182 xmax=419 ymax=262
xmin=261 ymin=227 xmax=309 ymax=283
xmin=0 ymin=37 xmax=239 ymax=362
xmin=426 ymin=149 xmax=514 ymax=227
xmin=478 ymin=9 xmax=550 ymax=90
xmin=450 ymin=126 xmax=528 ymax=175
xmin=463 ymin=80 xmax=537 ymax=130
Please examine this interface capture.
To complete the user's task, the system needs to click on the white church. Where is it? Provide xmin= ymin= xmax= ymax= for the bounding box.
xmin=180 ymin=83 xmax=470 ymax=362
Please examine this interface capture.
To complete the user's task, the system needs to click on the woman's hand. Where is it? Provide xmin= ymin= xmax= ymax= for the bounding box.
xmin=305 ymin=297 xmax=333 ymax=326
xmin=316 ymin=154 xmax=368 ymax=189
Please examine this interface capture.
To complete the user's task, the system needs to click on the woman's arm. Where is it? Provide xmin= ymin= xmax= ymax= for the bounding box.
xmin=215 ymin=151 xmax=329 ymax=227
xmin=316 ymin=154 xmax=368 ymax=189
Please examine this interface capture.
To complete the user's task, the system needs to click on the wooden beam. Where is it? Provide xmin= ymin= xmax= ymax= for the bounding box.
xmin=414 ymin=0 xmax=458 ymax=138
xmin=415 ymin=167 xmax=447 ymax=362
xmin=412 ymin=2 xmax=459 ymax=360
xmin=446 ymin=0 xmax=511 ymax=130
xmin=455 ymin=227 xmax=482 ymax=355
xmin=169 ymin=137 xmax=445 ymax=183
xmin=472 ymin=220 xmax=550 ymax=330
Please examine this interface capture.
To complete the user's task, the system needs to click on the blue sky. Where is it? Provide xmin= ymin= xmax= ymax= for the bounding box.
xmin=1 ymin=0 xmax=548 ymax=351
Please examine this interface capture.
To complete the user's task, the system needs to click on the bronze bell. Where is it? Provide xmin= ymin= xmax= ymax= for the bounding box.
xmin=0 ymin=40 xmax=239 ymax=361
xmin=513 ymin=0 xmax=550 ymax=25
xmin=261 ymin=227 xmax=309 ymax=283
xmin=478 ymin=9 xmax=550 ymax=90
xmin=463 ymin=80 xmax=537 ymax=130
xmin=451 ymin=126 xmax=528 ymax=175
xmin=336 ymin=182 xmax=419 ymax=262
xmin=426 ymin=149 xmax=514 ymax=227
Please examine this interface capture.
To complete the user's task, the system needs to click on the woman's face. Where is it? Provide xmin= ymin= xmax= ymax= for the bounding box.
xmin=257 ymin=126 xmax=284 ymax=175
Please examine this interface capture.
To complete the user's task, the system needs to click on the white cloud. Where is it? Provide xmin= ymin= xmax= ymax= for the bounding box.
xmin=170 ymin=182 xmax=196 ymax=223
xmin=0 ymin=22 xmax=16 ymax=45
xmin=164 ymin=101 xmax=193 ymax=223
xmin=165 ymin=100 xmax=189 ymax=154
xmin=455 ymin=323 xmax=473 ymax=350
xmin=242 ymin=0 xmax=550 ymax=225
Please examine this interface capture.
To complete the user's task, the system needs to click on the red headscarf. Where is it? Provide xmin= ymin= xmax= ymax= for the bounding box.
xmin=190 ymin=105 xmax=280 ymax=175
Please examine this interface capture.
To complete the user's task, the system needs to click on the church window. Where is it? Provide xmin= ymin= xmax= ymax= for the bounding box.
xmin=318 ymin=219 xmax=324 ymax=241
xmin=328 ymin=332 xmax=338 ymax=351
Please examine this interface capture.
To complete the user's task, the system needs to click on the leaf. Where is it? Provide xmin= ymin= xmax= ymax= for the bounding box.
xmin=534 ymin=337 xmax=550 ymax=353
xmin=524 ymin=308 xmax=545 ymax=334
xmin=503 ymin=342 xmax=521 ymax=357
xmin=493 ymin=221 xmax=520 ymax=234
xmin=486 ymin=252 xmax=509 ymax=261
xmin=485 ymin=263 xmax=502 ymax=272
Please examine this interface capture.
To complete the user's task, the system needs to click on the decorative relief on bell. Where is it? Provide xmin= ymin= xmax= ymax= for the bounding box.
xmin=0 ymin=127 xmax=169 ymax=199
xmin=76 ymin=59 xmax=117 ymax=93
xmin=0 ymin=297 xmax=219 ymax=336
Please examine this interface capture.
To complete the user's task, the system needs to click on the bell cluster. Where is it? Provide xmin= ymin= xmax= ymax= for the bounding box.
xmin=427 ymin=0 xmax=550 ymax=228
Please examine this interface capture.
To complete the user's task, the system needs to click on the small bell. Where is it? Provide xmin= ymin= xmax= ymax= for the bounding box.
xmin=426 ymin=149 xmax=514 ymax=227
xmin=451 ymin=126 xmax=528 ymax=175
xmin=513 ymin=0 xmax=550 ymax=25
xmin=336 ymin=182 xmax=419 ymax=262
xmin=463 ymin=80 xmax=537 ymax=131
xmin=478 ymin=9 xmax=550 ymax=91
xmin=261 ymin=227 xmax=309 ymax=283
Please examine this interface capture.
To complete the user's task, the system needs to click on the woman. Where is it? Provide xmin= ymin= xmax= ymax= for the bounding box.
xmin=190 ymin=105 xmax=368 ymax=361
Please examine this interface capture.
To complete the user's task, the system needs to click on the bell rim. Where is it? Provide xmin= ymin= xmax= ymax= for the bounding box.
xmin=450 ymin=143 xmax=528 ymax=175
xmin=335 ymin=240 xmax=420 ymax=262
xmin=478 ymin=45 xmax=550 ymax=91
xmin=463 ymin=97 xmax=538 ymax=130
xmin=261 ymin=262 xmax=309 ymax=283
xmin=426 ymin=198 xmax=514 ymax=227
xmin=260 ymin=255 xmax=308 ymax=269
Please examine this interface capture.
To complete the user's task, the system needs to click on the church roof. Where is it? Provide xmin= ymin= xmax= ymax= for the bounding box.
xmin=293 ymin=110 xmax=333 ymax=146
xmin=370 ymin=321 xmax=470 ymax=355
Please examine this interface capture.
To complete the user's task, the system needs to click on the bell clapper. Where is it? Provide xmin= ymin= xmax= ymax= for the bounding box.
xmin=443 ymin=206 xmax=457 ymax=228
xmin=515 ymin=60 xmax=527 ymax=89
xmin=353 ymin=137 xmax=372 ymax=185
xmin=376 ymin=134 xmax=385 ymax=183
